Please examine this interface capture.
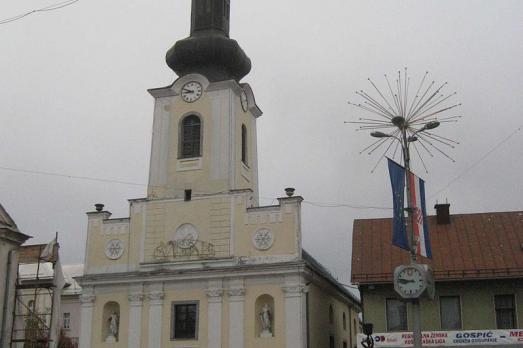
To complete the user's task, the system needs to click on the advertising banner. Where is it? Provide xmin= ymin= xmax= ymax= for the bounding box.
xmin=357 ymin=330 xmax=523 ymax=347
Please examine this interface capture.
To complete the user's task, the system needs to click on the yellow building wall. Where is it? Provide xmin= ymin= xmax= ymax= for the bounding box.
xmin=148 ymin=86 xmax=258 ymax=200
xmin=308 ymin=283 xmax=360 ymax=348
xmin=160 ymin=289 xmax=209 ymax=347
xmin=84 ymin=214 xmax=131 ymax=272
xmin=234 ymin=197 xmax=301 ymax=258
xmin=244 ymin=284 xmax=286 ymax=348
xmin=91 ymin=293 xmax=129 ymax=348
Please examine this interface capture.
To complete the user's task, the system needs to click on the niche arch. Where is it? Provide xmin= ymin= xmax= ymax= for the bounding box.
xmin=255 ymin=294 xmax=275 ymax=338
xmin=102 ymin=301 xmax=120 ymax=343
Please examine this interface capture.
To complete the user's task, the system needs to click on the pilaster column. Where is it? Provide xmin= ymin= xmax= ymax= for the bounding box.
xmin=207 ymin=289 xmax=224 ymax=348
xmin=128 ymin=293 xmax=144 ymax=348
xmin=148 ymin=291 xmax=164 ymax=348
xmin=78 ymin=294 xmax=96 ymax=348
xmin=228 ymin=287 xmax=246 ymax=348
xmin=282 ymin=285 xmax=307 ymax=348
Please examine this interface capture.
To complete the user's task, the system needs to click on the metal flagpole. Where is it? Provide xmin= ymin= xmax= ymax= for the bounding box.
xmin=400 ymin=122 xmax=423 ymax=348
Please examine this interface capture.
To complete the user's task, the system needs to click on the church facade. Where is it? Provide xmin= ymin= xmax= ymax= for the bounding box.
xmin=77 ymin=1 xmax=360 ymax=348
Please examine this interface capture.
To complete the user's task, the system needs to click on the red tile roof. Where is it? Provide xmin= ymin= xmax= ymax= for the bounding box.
xmin=351 ymin=211 xmax=523 ymax=284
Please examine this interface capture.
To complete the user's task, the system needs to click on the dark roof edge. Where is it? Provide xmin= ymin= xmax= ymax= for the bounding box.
xmin=302 ymin=249 xmax=360 ymax=306
xmin=354 ymin=209 xmax=523 ymax=223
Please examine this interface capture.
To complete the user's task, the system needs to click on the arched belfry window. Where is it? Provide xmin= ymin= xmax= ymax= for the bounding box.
xmin=181 ymin=115 xmax=201 ymax=158
xmin=241 ymin=124 xmax=247 ymax=165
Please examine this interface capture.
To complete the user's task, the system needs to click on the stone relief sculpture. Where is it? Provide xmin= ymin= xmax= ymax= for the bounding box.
xmin=106 ymin=312 xmax=119 ymax=343
xmin=153 ymin=240 xmax=215 ymax=261
xmin=259 ymin=303 xmax=272 ymax=337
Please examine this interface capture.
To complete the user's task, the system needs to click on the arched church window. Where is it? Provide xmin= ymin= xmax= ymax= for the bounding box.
xmin=180 ymin=115 xmax=201 ymax=158
xmin=343 ymin=311 xmax=347 ymax=330
xmin=329 ymin=305 xmax=334 ymax=324
xmin=241 ymin=124 xmax=247 ymax=164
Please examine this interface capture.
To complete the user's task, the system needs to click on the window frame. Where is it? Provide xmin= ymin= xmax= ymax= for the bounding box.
xmin=63 ymin=312 xmax=71 ymax=330
xmin=495 ymin=294 xmax=517 ymax=329
xmin=439 ymin=296 xmax=462 ymax=330
xmin=170 ymin=301 xmax=200 ymax=341
xmin=386 ymin=298 xmax=408 ymax=332
xmin=179 ymin=114 xmax=203 ymax=159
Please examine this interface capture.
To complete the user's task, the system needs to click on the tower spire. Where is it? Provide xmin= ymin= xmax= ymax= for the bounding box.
xmin=166 ymin=0 xmax=251 ymax=82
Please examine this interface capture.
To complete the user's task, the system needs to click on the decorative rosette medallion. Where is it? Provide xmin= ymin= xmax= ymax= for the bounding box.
xmin=252 ymin=228 xmax=274 ymax=250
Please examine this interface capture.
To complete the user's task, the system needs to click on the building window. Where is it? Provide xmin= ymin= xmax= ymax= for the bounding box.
xmin=63 ymin=312 xmax=71 ymax=329
xmin=329 ymin=305 xmax=334 ymax=324
xmin=343 ymin=341 xmax=348 ymax=348
xmin=184 ymin=189 xmax=192 ymax=201
xmin=171 ymin=301 xmax=199 ymax=340
xmin=329 ymin=335 xmax=335 ymax=348
xmin=343 ymin=312 xmax=347 ymax=330
xmin=386 ymin=299 xmax=407 ymax=332
xmin=440 ymin=296 xmax=461 ymax=330
xmin=495 ymin=295 xmax=516 ymax=329
xmin=180 ymin=115 xmax=201 ymax=158
xmin=241 ymin=124 xmax=248 ymax=165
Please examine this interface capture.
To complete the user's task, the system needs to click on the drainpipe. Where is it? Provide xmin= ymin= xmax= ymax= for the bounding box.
xmin=1 ymin=250 xmax=14 ymax=346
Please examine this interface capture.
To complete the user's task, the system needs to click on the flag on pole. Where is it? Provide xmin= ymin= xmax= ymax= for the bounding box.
xmin=408 ymin=170 xmax=432 ymax=258
xmin=40 ymin=236 xmax=57 ymax=261
xmin=387 ymin=159 xmax=410 ymax=252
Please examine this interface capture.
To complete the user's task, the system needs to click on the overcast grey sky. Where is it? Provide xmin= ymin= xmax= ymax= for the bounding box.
xmin=1 ymin=0 xmax=522 ymax=285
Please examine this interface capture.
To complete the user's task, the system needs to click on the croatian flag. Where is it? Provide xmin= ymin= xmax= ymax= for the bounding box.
xmin=408 ymin=170 xmax=432 ymax=258
xmin=387 ymin=158 xmax=432 ymax=259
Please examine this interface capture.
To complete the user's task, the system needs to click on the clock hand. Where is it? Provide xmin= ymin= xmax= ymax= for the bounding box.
xmin=182 ymin=89 xmax=194 ymax=93
xmin=399 ymin=278 xmax=415 ymax=284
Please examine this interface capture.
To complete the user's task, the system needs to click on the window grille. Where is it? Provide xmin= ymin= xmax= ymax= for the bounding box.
xmin=440 ymin=296 xmax=461 ymax=330
xmin=495 ymin=294 xmax=516 ymax=329
xmin=171 ymin=302 xmax=199 ymax=340
xmin=63 ymin=312 xmax=71 ymax=329
xmin=386 ymin=299 xmax=407 ymax=331
xmin=181 ymin=115 xmax=201 ymax=158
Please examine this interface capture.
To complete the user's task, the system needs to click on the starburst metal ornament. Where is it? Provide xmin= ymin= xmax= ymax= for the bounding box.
xmin=347 ymin=68 xmax=461 ymax=173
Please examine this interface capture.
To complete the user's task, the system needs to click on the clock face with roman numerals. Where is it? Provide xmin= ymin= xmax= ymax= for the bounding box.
xmin=181 ymin=81 xmax=203 ymax=103
xmin=105 ymin=239 xmax=124 ymax=260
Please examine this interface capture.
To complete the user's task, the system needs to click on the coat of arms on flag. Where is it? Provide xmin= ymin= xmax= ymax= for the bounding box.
xmin=387 ymin=158 xmax=432 ymax=259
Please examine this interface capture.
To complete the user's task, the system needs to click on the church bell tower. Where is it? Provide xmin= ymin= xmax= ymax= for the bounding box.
xmin=147 ymin=0 xmax=262 ymax=201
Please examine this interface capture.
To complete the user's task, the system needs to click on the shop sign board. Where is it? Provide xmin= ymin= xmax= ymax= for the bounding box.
xmin=357 ymin=330 xmax=523 ymax=347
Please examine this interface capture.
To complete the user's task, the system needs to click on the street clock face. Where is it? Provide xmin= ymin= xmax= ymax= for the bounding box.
xmin=240 ymin=90 xmax=248 ymax=111
xmin=181 ymin=81 xmax=203 ymax=103
xmin=105 ymin=239 xmax=124 ymax=260
xmin=394 ymin=264 xmax=427 ymax=299
xmin=175 ymin=224 xmax=199 ymax=249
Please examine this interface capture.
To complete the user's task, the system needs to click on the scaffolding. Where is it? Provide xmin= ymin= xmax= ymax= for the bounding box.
xmin=10 ymin=242 xmax=61 ymax=348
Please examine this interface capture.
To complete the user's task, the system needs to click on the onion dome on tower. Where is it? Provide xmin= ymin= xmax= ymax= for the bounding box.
xmin=166 ymin=0 xmax=251 ymax=82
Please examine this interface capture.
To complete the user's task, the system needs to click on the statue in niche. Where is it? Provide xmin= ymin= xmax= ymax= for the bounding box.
xmin=105 ymin=312 xmax=119 ymax=343
xmin=259 ymin=304 xmax=272 ymax=337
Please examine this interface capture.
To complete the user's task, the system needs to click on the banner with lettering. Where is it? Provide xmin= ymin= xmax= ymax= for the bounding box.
xmin=357 ymin=330 xmax=523 ymax=347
